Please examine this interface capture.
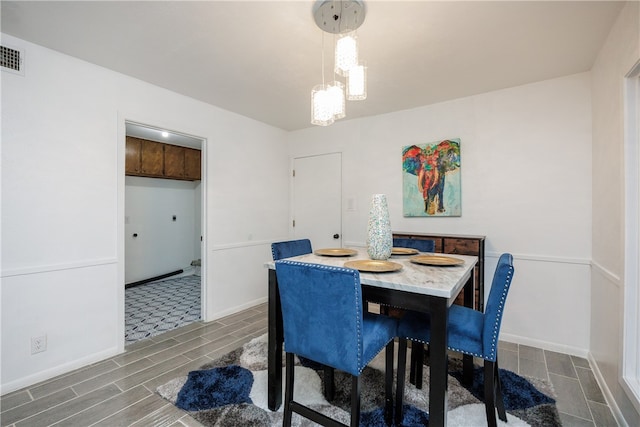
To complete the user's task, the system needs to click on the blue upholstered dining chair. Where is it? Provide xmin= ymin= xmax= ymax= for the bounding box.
xmin=395 ymin=253 xmax=515 ymax=427
xmin=271 ymin=238 xmax=313 ymax=261
xmin=271 ymin=238 xmax=342 ymax=399
xmin=392 ymin=237 xmax=435 ymax=253
xmin=275 ymin=260 xmax=398 ymax=427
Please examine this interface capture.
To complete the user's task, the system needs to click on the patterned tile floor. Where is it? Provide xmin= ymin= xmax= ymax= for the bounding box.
xmin=125 ymin=274 xmax=201 ymax=344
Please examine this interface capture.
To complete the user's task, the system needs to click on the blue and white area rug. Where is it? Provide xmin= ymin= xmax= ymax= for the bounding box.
xmin=157 ymin=334 xmax=561 ymax=426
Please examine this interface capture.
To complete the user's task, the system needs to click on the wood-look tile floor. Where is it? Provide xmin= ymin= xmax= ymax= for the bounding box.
xmin=1 ymin=303 xmax=618 ymax=426
xmin=1 ymin=304 xmax=267 ymax=427
xmin=498 ymin=342 xmax=618 ymax=426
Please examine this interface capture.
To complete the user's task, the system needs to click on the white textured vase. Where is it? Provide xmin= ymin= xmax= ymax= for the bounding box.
xmin=366 ymin=194 xmax=392 ymax=260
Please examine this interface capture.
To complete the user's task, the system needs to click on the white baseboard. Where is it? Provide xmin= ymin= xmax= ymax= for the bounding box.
xmin=204 ymin=297 xmax=268 ymax=322
xmin=500 ymin=332 xmax=589 ymax=358
xmin=0 ymin=346 xmax=120 ymax=396
xmin=588 ymin=353 xmax=628 ymax=427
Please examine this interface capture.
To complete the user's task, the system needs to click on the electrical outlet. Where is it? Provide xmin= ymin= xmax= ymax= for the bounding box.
xmin=31 ymin=335 xmax=47 ymax=354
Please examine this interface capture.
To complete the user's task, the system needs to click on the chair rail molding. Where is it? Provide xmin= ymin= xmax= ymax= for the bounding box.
xmin=591 ymin=260 xmax=622 ymax=288
xmin=486 ymin=251 xmax=591 ymax=266
xmin=210 ymin=239 xmax=276 ymax=251
xmin=1 ymin=258 xmax=118 ymax=278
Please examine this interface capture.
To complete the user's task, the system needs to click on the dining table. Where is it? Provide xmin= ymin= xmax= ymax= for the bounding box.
xmin=264 ymin=246 xmax=478 ymax=427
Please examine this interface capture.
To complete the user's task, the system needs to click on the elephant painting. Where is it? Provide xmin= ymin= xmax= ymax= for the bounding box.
xmin=402 ymin=139 xmax=461 ymax=216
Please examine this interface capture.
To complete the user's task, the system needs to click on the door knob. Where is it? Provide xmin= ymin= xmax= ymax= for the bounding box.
xmin=333 ymin=234 xmax=340 ymax=239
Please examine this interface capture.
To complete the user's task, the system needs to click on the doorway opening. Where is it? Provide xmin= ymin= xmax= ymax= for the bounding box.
xmin=623 ymin=64 xmax=640 ymax=409
xmin=123 ymin=121 xmax=205 ymax=345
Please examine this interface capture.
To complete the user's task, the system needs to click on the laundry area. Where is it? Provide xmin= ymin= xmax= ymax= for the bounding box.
xmin=124 ymin=123 xmax=204 ymax=344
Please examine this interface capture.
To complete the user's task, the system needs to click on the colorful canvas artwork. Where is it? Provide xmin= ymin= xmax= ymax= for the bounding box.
xmin=402 ymin=139 xmax=461 ymax=217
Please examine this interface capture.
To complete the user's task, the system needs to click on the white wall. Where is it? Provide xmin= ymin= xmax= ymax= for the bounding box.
xmin=1 ymin=33 xmax=289 ymax=393
xmin=124 ymin=176 xmax=200 ymax=283
xmin=287 ymin=72 xmax=593 ymax=355
xmin=591 ymin=1 xmax=640 ymax=425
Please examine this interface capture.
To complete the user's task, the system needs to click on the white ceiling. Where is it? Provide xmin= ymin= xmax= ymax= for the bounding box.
xmin=1 ymin=1 xmax=625 ymax=131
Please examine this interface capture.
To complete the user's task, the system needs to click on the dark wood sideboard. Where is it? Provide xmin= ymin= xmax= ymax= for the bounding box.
xmin=392 ymin=232 xmax=486 ymax=311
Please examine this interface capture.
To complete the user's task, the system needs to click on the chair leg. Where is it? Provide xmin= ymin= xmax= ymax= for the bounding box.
xmin=483 ymin=360 xmax=498 ymax=427
xmin=395 ymin=338 xmax=408 ymax=426
xmin=384 ymin=341 xmax=394 ymax=426
xmin=415 ymin=343 xmax=424 ymax=389
xmin=409 ymin=342 xmax=424 ymax=389
xmin=462 ymin=354 xmax=474 ymax=386
xmin=284 ymin=353 xmax=295 ymax=427
xmin=351 ymin=375 xmax=361 ymax=427
xmin=323 ymin=366 xmax=335 ymax=401
xmin=409 ymin=341 xmax=417 ymax=384
xmin=494 ymin=359 xmax=507 ymax=422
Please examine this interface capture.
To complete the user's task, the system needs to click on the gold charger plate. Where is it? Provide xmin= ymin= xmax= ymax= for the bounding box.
xmin=344 ymin=260 xmax=403 ymax=273
xmin=410 ymin=255 xmax=465 ymax=266
xmin=391 ymin=247 xmax=419 ymax=255
xmin=314 ymin=248 xmax=358 ymax=257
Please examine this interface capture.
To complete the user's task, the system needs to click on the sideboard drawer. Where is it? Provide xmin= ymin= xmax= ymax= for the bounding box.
xmin=444 ymin=238 xmax=479 ymax=255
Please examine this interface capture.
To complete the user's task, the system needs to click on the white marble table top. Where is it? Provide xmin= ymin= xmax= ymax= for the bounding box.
xmin=265 ymin=246 xmax=477 ymax=299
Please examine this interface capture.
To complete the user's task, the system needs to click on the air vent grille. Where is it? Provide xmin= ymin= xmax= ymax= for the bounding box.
xmin=1 ymin=45 xmax=23 ymax=74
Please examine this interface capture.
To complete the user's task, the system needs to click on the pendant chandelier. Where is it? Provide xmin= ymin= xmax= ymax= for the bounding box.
xmin=311 ymin=0 xmax=367 ymax=126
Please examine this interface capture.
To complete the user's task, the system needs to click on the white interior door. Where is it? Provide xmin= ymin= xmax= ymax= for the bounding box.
xmin=293 ymin=153 xmax=342 ymax=249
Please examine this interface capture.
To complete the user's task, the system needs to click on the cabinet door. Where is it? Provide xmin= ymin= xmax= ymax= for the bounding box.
xmin=164 ymin=145 xmax=185 ymax=178
xmin=125 ymin=137 xmax=141 ymax=174
xmin=184 ymin=148 xmax=201 ymax=180
xmin=140 ymin=140 xmax=164 ymax=176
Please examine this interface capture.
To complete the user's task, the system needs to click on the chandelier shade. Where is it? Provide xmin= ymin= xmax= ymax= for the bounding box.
xmin=311 ymin=84 xmax=335 ymax=126
xmin=347 ymin=63 xmax=367 ymax=100
xmin=311 ymin=0 xmax=367 ymax=126
xmin=335 ymin=33 xmax=358 ymax=77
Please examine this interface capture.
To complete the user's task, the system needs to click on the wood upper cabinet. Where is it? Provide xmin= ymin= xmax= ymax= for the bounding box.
xmin=125 ymin=137 xmax=142 ymax=174
xmin=164 ymin=144 xmax=186 ymax=179
xmin=184 ymin=148 xmax=201 ymax=180
xmin=140 ymin=140 xmax=164 ymax=176
xmin=125 ymin=136 xmax=201 ymax=181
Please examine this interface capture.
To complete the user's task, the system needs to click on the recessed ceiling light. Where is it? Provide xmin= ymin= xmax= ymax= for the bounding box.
xmin=161 ymin=131 xmax=169 ymax=138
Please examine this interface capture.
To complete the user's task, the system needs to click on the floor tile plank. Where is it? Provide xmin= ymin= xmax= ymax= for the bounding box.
xmin=114 ymin=355 xmax=191 ymax=391
xmin=49 ymin=385 xmax=151 ymax=426
xmin=147 ymin=337 xmax=212 ymax=364
xmin=112 ymin=338 xmax=182 ymax=367
xmin=72 ymin=358 xmax=155 ymax=396
xmin=576 ymin=367 xmax=606 ymax=404
xmin=91 ymin=394 xmax=168 ymax=427
xmin=1 ymin=387 xmax=77 ymax=426
xmin=14 ymin=385 xmax=120 ymax=427
xmin=546 ymin=350 xmax=578 ymax=378
xmin=0 ymin=390 xmax=33 ymax=413
xmin=550 ymin=372 xmax=592 ymax=420
xmin=29 ymin=360 xmax=121 ymax=400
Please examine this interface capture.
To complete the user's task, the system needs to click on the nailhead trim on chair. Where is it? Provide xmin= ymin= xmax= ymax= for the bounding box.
xmin=487 ymin=268 xmax=513 ymax=361
xmin=398 ymin=266 xmax=514 ymax=361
